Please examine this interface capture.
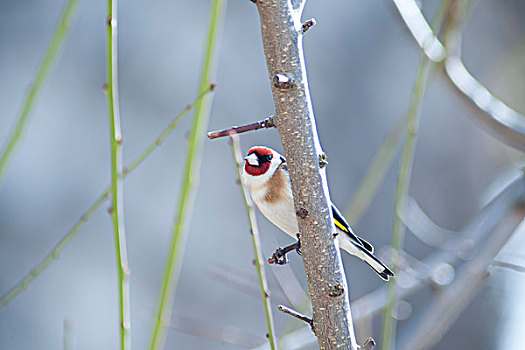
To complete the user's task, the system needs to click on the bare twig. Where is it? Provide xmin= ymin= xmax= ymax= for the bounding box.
xmin=254 ymin=0 xmax=358 ymax=348
xmin=230 ymin=135 xmax=278 ymax=350
xmin=278 ymin=305 xmax=314 ymax=330
xmin=301 ymin=19 xmax=316 ymax=34
xmin=491 ymin=260 xmax=525 ymax=275
xmin=391 ymin=0 xmax=525 ymax=151
xmin=207 ymin=116 xmax=275 ymax=139
xmin=360 ymin=338 xmax=376 ymax=350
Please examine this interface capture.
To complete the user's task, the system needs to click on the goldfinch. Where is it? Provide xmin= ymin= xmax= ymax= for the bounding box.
xmin=241 ymin=146 xmax=394 ymax=281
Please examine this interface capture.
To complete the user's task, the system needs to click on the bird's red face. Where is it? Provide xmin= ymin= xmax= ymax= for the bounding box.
xmin=244 ymin=147 xmax=273 ymax=176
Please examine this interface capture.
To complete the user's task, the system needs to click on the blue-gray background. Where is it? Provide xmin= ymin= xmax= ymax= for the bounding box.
xmin=1 ymin=0 xmax=524 ymax=349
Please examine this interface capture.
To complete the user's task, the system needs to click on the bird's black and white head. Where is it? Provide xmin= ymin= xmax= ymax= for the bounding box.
xmin=242 ymin=146 xmax=286 ymax=188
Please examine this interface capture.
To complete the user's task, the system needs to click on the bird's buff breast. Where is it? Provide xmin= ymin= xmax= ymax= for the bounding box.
xmin=249 ymin=185 xmax=299 ymax=238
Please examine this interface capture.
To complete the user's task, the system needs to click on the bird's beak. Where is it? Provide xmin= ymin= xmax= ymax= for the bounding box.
xmin=244 ymin=153 xmax=259 ymax=167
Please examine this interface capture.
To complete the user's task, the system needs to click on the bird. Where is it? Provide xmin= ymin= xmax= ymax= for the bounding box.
xmin=241 ymin=146 xmax=394 ymax=281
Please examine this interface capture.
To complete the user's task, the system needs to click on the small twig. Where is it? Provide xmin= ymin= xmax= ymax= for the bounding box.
xmin=301 ymin=18 xmax=316 ymax=34
xmin=360 ymin=337 xmax=376 ymax=350
xmin=207 ymin=116 xmax=275 ymax=139
xmin=230 ymin=135 xmax=278 ymax=350
xmin=491 ymin=260 xmax=525 ymax=275
xmin=267 ymin=240 xmax=300 ymax=265
xmin=278 ymin=305 xmax=314 ymax=330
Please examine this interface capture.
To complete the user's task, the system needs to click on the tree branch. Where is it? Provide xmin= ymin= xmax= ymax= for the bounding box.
xmin=254 ymin=1 xmax=358 ymax=348
xmin=207 ymin=116 xmax=275 ymax=139
xmin=391 ymin=0 xmax=525 ymax=151
xmin=254 ymin=173 xmax=525 ymax=350
xmin=278 ymin=305 xmax=314 ymax=330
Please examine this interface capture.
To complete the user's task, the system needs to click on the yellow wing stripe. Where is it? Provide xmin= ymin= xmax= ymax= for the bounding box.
xmin=334 ymin=218 xmax=349 ymax=233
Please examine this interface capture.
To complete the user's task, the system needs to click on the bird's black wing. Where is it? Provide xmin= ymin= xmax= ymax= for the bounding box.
xmin=331 ymin=204 xmax=374 ymax=253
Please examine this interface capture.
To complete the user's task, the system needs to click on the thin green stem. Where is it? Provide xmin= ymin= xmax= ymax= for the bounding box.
xmin=148 ymin=1 xmax=227 ymax=349
xmin=0 ymin=89 xmax=213 ymax=311
xmin=381 ymin=1 xmax=450 ymax=349
xmin=106 ymin=1 xmax=130 ymax=349
xmin=230 ymin=135 xmax=278 ymax=350
xmin=0 ymin=0 xmax=79 ymax=187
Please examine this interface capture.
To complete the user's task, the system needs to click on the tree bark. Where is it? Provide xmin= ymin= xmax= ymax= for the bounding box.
xmin=254 ymin=1 xmax=358 ymax=349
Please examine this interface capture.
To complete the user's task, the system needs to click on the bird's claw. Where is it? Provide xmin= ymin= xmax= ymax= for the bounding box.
xmin=268 ymin=237 xmax=301 ymax=265
xmin=268 ymin=248 xmax=288 ymax=265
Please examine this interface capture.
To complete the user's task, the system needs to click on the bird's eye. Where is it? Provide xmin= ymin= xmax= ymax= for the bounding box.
xmin=260 ymin=154 xmax=272 ymax=163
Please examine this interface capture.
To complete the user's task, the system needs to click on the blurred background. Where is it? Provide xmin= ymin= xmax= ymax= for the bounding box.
xmin=1 ymin=0 xmax=524 ymax=349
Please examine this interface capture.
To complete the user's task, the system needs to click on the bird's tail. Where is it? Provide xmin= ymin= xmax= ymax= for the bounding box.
xmin=339 ymin=238 xmax=394 ymax=281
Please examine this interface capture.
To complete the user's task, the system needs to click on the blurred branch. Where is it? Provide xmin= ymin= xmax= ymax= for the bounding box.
xmin=206 ymin=257 xmax=309 ymax=312
xmin=399 ymin=208 xmax=525 ymax=350
xmin=392 ymin=0 xmax=525 ymax=151
xmin=264 ymin=173 xmax=525 ymax=350
xmin=106 ymin=0 xmax=130 ymax=347
xmin=254 ymin=0 xmax=358 ymax=348
xmin=208 ymin=116 xmax=275 ymax=139
xmin=230 ymin=135 xmax=277 ymax=349
xmin=354 ymin=173 xmax=524 ymax=321
xmin=491 ymin=260 xmax=525 ymax=275
xmin=206 ymin=263 xmax=290 ymax=305
xmin=149 ymin=1 xmax=227 ymax=348
xmin=0 ymin=0 xmax=80 ymax=187
xmin=392 ymin=0 xmax=445 ymax=62
xmin=399 ymin=195 xmax=461 ymax=250
xmin=0 ymin=88 xmax=213 ymax=311
xmin=381 ymin=1 xmax=450 ymax=347
xmin=170 ymin=314 xmax=265 ymax=348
